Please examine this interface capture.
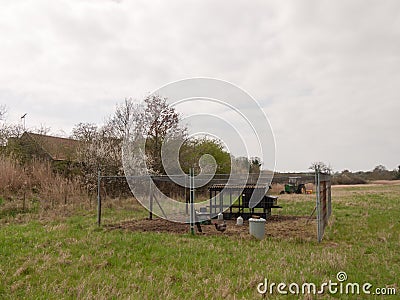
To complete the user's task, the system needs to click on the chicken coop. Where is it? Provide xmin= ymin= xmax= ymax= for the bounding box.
xmin=208 ymin=184 xmax=280 ymax=220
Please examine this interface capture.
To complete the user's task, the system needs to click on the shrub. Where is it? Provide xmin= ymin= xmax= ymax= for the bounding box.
xmin=0 ymin=155 xmax=90 ymax=215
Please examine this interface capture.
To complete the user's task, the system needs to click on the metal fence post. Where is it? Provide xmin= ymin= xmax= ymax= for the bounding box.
xmin=149 ymin=182 xmax=153 ymax=220
xmin=185 ymin=176 xmax=189 ymax=215
xmin=97 ymin=170 xmax=101 ymax=226
xmin=189 ymin=168 xmax=195 ymax=235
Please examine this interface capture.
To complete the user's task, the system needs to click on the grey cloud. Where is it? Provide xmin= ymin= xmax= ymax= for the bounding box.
xmin=0 ymin=0 xmax=399 ymax=171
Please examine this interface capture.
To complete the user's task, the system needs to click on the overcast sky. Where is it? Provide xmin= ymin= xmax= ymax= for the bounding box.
xmin=1 ymin=0 xmax=399 ymax=172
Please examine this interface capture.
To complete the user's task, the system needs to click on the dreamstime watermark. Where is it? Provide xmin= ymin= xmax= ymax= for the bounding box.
xmin=257 ymin=272 xmax=397 ymax=296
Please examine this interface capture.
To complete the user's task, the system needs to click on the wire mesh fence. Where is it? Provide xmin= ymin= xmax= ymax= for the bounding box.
xmin=96 ymin=170 xmax=332 ymax=242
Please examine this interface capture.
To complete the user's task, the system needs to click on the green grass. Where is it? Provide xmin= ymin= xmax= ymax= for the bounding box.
xmin=1 ymin=184 xmax=399 ymax=299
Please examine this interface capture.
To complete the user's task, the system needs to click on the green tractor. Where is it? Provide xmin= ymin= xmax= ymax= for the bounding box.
xmin=280 ymin=177 xmax=306 ymax=194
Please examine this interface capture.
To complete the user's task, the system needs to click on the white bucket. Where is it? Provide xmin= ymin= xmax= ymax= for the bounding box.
xmin=236 ymin=216 xmax=243 ymax=226
xmin=217 ymin=212 xmax=223 ymax=221
xmin=249 ymin=218 xmax=266 ymax=240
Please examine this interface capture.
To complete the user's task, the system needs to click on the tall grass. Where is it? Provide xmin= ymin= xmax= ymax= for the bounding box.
xmin=0 ymin=155 xmax=90 ymax=220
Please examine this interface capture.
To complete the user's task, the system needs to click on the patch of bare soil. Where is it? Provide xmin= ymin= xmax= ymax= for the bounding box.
xmin=106 ymin=215 xmax=317 ymax=241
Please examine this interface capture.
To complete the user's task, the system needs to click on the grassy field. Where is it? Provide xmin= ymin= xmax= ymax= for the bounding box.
xmin=0 ymin=183 xmax=399 ymax=299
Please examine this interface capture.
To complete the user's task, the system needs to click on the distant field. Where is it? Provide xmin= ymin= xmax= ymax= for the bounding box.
xmin=0 ymin=183 xmax=399 ymax=299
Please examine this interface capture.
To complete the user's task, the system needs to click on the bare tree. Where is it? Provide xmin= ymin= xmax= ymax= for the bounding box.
xmin=76 ymin=125 xmax=123 ymax=191
xmin=33 ymin=124 xmax=51 ymax=135
xmin=249 ymin=157 xmax=262 ymax=174
xmin=107 ymin=98 xmax=143 ymax=139
xmin=74 ymin=101 xmax=139 ymax=190
xmin=72 ymin=122 xmax=98 ymax=142
xmin=142 ymin=95 xmax=186 ymax=174
xmin=0 ymin=105 xmax=6 ymax=121
xmin=76 ymin=95 xmax=186 ymax=185
xmin=0 ymin=123 xmax=24 ymax=146
xmin=231 ymin=156 xmax=250 ymax=174
xmin=309 ymin=161 xmax=332 ymax=174
xmin=0 ymin=105 xmax=25 ymax=147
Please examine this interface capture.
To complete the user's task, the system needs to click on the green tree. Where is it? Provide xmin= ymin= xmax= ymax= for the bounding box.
xmin=179 ymin=138 xmax=231 ymax=174
xmin=373 ymin=164 xmax=387 ymax=173
xmin=370 ymin=165 xmax=393 ymax=180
